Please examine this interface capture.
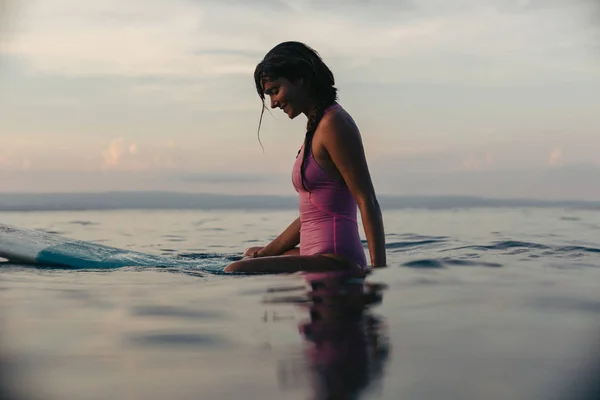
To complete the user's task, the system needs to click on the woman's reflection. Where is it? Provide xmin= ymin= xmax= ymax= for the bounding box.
xmin=271 ymin=273 xmax=390 ymax=400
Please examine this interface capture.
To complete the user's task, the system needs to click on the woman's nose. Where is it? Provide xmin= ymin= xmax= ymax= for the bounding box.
xmin=270 ymin=98 xmax=278 ymax=109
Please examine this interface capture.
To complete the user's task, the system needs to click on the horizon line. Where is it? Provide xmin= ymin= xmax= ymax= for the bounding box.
xmin=0 ymin=191 xmax=599 ymax=211
xmin=0 ymin=190 xmax=599 ymax=202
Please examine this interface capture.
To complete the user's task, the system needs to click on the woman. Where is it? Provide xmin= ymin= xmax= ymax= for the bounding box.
xmin=224 ymin=41 xmax=386 ymax=275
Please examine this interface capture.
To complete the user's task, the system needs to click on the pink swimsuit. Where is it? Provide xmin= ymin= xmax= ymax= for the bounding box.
xmin=292 ymin=104 xmax=368 ymax=277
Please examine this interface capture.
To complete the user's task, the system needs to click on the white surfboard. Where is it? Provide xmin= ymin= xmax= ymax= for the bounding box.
xmin=0 ymin=223 xmax=179 ymax=268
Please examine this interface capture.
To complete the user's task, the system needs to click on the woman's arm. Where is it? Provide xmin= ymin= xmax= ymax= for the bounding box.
xmin=320 ymin=113 xmax=387 ymax=268
xmin=256 ymin=217 xmax=301 ymax=257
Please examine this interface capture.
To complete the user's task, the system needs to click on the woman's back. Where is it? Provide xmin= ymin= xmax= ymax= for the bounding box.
xmin=292 ymin=106 xmax=367 ymax=269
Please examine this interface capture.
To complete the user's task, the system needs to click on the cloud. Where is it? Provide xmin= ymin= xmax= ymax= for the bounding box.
xmin=100 ymin=138 xmax=201 ymax=172
xmin=0 ymin=154 xmax=8 ymax=167
xmin=0 ymin=152 xmax=33 ymax=171
xmin=128 ymin=143 xmax=138 ymax=154
xmin=101 ymin=138 xmax=139 ymax=169
xmin=2 ymin=0 xmax=597 ymax=84
xmin=1 ymin=0 xmax=260 ymax=77
xmin=548 ymin=147 xmax=564 ymax=166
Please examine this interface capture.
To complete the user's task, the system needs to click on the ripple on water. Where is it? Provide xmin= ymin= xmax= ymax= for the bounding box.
xmin=131 ymin=305 xmax=225 ymax=320
xmin=402 ymin=259 xmax=445 ymax=269
xmin=528 ymin=296 xmax=600 ymax=315
xmin=192 ymin=218 xmax=220 ymax=227
xmin=386 ymin=239 xmax=448 ymax=249
xmin=449 ymin=241 xmax=600 ymax=258
xmin=474 ymin=241 xmax=550 ymax=251
xmin=560 ymin=216 xmax=580 ymax=221
xmin=162 ymin=234 xmax=186 ymax=243
xmin=560 ymin=245 xmax=600 ymax=254
xmin=546 ymin=262 xmax=600 ymax=270
xmin=372 ymin=235 xmax=450 ymax=253
xmin=68 ymin=220 xmax=99 ymax=226
xmin=402 ymin=258 xmax=503 ymax=269
xmin=160 ymin=248 xmax=177 ymax=254
xmin=176 ymin=252 xmax=226 ymax=259
xmin=442 ymin=259 xmax=502 ymax=268
xmin=127 ymin=333 xmax=226 ymax=348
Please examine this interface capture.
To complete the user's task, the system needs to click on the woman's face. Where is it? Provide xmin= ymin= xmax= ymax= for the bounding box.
xmin=263 ymin=77 xmax=310 ymax=119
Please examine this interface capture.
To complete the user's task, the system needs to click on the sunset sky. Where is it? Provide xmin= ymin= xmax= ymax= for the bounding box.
xmin=1 ymin=0 xmax=598 ymax=199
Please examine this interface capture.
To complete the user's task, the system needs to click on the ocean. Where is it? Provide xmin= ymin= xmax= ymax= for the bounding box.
xmin=1 ymin=207 xmax=599 ymax=400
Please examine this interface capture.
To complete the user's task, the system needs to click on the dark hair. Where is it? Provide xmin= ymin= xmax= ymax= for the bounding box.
xmin=254 ymin=41 xmax=338 ymax=191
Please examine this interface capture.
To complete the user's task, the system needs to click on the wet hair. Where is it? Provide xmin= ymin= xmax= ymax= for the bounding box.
xmin=254 ymin=41 xmax=338 ymax=191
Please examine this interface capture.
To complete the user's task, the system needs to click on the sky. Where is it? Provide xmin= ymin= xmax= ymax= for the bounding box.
xmin=0 ymin=0 xmax=599 ymax=199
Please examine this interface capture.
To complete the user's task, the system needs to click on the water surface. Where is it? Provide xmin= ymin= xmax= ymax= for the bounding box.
xmin=1 ymin=208 xmax=599 ymax=399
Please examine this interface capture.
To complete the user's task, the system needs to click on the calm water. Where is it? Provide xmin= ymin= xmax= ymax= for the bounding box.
xmin=1 ymin=208 xmax=599 ymax=400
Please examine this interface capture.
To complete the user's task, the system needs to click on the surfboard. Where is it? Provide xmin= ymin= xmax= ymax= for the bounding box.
xmin=0 ymin=223 xmax=179 ymax=268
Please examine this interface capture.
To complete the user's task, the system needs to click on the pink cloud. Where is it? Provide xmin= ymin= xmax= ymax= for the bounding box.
xmin=100 ymin=138 xmax=187 ymax=171
xmin=101 ymin=138 xmax=139 ymax=169
xmin=548 ymin=147 xmax=563 ymax=166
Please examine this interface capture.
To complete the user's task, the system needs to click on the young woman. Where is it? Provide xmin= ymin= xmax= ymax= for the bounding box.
xmin=224 ymin=42 xmax=386 ymax=275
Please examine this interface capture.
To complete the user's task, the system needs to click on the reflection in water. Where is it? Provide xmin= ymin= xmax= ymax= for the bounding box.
xmin=266 ymin=273 xmax=390 ymax=400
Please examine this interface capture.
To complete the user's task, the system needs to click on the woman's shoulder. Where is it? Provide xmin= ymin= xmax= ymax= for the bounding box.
xmin=319 ymin=104 xmax=360 ymax=136
xmin=315 ymin=104 xmax=363 ymax=154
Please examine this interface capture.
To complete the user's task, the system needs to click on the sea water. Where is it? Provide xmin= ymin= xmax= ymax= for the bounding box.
xmin=1 ymin=208 xmax=599 ymax=400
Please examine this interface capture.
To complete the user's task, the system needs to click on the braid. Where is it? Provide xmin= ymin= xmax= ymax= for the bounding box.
xmin=298 ymin=100 xmax=331 ymax=192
